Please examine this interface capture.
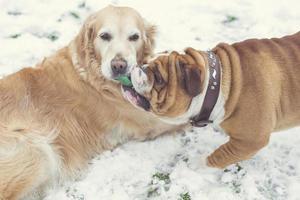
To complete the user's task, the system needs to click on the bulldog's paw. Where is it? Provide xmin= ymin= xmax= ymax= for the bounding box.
xmin=188 ymin=154 xmax=220 ymax=173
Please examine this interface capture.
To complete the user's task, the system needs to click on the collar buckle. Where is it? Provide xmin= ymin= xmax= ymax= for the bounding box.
xmin=190 ymin=119 xmax=213 ymax=127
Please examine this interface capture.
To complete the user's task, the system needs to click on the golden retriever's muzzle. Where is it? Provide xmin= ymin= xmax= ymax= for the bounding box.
xmin=125 ymin=48 xmax=206 ymax=117
xmin=111 ymin=56 xmax=128 ymax=77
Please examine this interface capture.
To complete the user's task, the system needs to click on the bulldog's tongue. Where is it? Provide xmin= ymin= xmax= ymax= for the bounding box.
xmin=121 ymin=85 xmax=150 ymax=111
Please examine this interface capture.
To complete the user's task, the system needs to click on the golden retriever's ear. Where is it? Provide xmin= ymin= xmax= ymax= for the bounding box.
xmin=75 ymin=15 xmax=98 ymax=68
xmin=142 ymin=22 xmax=157 ymax=64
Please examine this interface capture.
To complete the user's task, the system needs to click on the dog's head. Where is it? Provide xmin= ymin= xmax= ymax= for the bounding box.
xmin=125 ymin=48 xmax=207 ymax=123
xmin=73 ymin=5 xmax=156 ymax=82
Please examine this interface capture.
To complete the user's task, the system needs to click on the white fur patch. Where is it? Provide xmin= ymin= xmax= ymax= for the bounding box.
xmin=38 ymin=139 xmax=61 ymax=181
xmin=105 ymin=124 xmax=131 ymax=148
xmin=30 ymin=129 xmax=61 ymax=182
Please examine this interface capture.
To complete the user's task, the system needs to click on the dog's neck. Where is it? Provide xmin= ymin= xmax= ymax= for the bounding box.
xmin=190 ymin=51 xmax=222 ymax=127
xmin=212 ymin=43 xmax=243 ymax=123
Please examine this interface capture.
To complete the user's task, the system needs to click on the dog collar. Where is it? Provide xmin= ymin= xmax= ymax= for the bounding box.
xmin=190 ymin=51 xmax=221 ymax=127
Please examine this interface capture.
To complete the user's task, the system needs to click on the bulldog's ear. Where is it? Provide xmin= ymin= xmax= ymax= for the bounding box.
xmin=177 ymin=61 xmax=202 ymax=97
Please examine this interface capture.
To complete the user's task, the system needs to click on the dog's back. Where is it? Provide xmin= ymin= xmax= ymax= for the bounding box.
xmin=229 ymin=32 xmax=300 ymax=130
xmin=0 ymin=47 xmax=94 ymax=199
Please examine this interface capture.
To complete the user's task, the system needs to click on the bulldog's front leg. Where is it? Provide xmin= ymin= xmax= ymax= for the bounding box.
xmin=207 ymin=135 xmax=270 ymax=168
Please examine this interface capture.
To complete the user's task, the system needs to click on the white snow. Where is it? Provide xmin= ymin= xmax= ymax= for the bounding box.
xmin=1 ymin=0 xmax=300 ymax=199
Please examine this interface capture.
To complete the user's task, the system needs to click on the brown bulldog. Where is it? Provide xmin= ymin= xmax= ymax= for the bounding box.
xmin=124 ymin=32 xmax=300 ymax=168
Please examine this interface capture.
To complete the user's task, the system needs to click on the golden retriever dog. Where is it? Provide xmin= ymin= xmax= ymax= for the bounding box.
xmin=128 ymin=32 xmax=300 ymax=168
xmin=0 ymin=6 xmax=178 ymax=200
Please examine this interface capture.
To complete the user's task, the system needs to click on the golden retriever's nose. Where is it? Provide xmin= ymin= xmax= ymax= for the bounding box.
xmin=111 ymin=56 xmax=128 ymax=76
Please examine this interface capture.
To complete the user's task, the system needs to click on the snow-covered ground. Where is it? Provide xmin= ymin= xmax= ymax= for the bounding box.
xmin=1 ymin=0 xmax=300 ymax=199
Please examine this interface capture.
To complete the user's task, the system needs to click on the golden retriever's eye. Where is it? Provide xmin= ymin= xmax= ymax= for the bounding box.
xmin=100 ymin=32 xmax=112 ymax=41
xmin=129 ymin=34 xmax=139 ymax=42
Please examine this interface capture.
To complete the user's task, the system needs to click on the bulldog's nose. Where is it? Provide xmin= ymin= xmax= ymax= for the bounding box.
xmin=111 ymin=56 xmax=128 ymax=76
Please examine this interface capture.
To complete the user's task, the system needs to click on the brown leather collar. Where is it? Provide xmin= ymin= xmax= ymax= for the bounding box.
xmin=190 ymin=51 xmax=221 ymax=127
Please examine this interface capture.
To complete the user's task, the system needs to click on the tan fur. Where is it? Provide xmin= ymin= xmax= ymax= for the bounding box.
xmin=135 ymin=32 xmax=300 ymax=169
xmin=0 ymin=6 xmax=177 ymax=200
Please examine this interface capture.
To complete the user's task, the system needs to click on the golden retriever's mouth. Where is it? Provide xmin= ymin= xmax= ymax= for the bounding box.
xmin=121 ymin=85 xmax=150 ymax=111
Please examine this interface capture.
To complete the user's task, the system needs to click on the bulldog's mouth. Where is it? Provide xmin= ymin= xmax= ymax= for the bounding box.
xmin=121 ymin=85 xmax=150 ymax=111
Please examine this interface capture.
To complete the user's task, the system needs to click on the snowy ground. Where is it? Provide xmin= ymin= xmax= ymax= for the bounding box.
xmin=1 ymin=0 xmax=300 ymax=199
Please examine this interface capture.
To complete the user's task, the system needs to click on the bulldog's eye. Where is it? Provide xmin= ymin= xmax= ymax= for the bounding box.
xmin=100 ymin=32 xmax=112 ymax=41
xmin=129 ymin=34 xmax=139 ymax=42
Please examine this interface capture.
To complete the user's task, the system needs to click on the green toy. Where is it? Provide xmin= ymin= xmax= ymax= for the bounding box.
xmin=115 ymin=75 xmax=132 ymax=87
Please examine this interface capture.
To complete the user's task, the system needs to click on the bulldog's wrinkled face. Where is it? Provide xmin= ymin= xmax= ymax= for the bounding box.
xmin=123 ymin=48 xmax=207 ymax=123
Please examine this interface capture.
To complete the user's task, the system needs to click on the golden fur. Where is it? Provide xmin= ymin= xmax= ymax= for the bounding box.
xmin=0 ymin=6 xmax=177 ymax=200
xmin=132 ymin=32 xmax=300 ymax=168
